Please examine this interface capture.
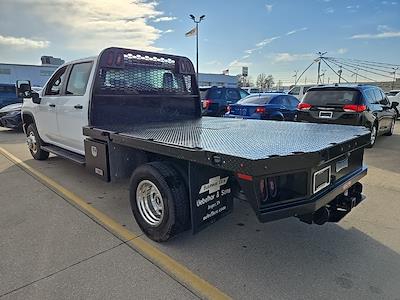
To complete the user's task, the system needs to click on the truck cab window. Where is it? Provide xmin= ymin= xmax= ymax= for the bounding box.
xmin=45 ymin=67 xmax=67 ymax=96
xmin=66 ymin=62 xmax=93 ymax=96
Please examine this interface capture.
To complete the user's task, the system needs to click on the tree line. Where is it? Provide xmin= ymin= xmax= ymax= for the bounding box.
xmin=238 ymin=73 xmax=275 ymax=90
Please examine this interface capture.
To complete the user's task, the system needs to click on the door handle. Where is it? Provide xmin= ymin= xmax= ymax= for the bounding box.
xmin=74 ymin=104 xmax=83 ymax=109
xmin=49 ymin=103 xmax=56 ymax=108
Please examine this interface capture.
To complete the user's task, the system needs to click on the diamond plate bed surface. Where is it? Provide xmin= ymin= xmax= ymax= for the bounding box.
xmin=108 ymin=117 xmax=369 ymax=160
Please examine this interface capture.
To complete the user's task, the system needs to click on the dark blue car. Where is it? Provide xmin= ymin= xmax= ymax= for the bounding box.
xmin=225 ymin=93 xmax=299 ymax=121
xmin=0 ymin=84 xmax=21 ymax=109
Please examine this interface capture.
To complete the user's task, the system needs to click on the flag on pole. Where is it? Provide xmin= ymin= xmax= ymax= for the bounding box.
xmin=185 ymin=27 xmax=197 ymax=37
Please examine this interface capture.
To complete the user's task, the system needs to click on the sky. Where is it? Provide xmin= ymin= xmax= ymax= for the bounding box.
xmin=0 ymin=0 xmax=399 ymax=85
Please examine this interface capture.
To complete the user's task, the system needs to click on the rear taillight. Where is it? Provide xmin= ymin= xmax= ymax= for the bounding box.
xmin=297 ymin=103 xmax=312 ymax=110
xmin=343 ymin=104 xmax=367 ymax=112
xmin=202 ymin=99 xmax=212 ymax=109
xmin=227 ymin=105 xmax=231 ymax=113
xmin=255 ymin=107 xmax=265 ymax=114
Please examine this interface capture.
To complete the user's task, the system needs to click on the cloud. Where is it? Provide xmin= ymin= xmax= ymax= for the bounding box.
xmin=337 ymin=48 xmax=348 ymax=54
xmin=325 ymin=7 xmax=335 ymax=13
xmin=255 ymin=36 xmax=280 ymax=47
xmin=350 ymin=31 xmax=400 ymax=39
xmin=153 ymin=16 xmax=177 ymax=22
xmin=265 ymin=4 xmax=273 ymax=12
xmin=1 ymin=0 xmax=165 ymax=52
xmin=273 ymin=52 xmax=314 ymax=63
xmin=229 ymin=59 xmax=252 ymax=67
xmin=0 ymin=35 xmax=49 ymax=49
xmin=163 ymin=29 xmax=174 ymax=34
xmin=286 ymin=27 xmax=308 ymax=36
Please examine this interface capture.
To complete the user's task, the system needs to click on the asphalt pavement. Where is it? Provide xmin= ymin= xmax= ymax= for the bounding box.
xmin=0 ymin=125 xmax=399 ymax=299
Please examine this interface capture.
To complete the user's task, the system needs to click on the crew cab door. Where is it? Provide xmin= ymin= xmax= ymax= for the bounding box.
xmin=56 ymin=61 xmax=93 ymax=154
xmin=36 ymin=66 xmax=68 ymax=143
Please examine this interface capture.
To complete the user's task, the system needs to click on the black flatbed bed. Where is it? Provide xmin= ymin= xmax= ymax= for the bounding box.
xmin=84 ymin=117 xmax=370 ymax=176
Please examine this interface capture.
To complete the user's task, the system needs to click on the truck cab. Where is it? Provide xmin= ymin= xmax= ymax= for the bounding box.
xmin=22 ymin=57 xmax=96 ymax=155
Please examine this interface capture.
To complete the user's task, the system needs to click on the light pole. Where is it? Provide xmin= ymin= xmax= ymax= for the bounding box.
xmin=293 ymin=70 xmax=298 ymax=85
xmin=338 ymin=66 xmax=343 ymax=84
xmin=316 ymin=51 xmax=327 ymax=84
xmin=392 ymin=67 xmax=398 ymax=90
xmin=190 ymin=14 xmax=205 ymax=80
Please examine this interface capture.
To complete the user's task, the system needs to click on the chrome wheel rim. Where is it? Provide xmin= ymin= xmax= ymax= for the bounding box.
xmin=27 ymin=131 xmax=38 ymax=154
xmin=136 ymin=180 xmax=164 ymax=226
xmin=370 ymin=126 xmax=377 ymax=145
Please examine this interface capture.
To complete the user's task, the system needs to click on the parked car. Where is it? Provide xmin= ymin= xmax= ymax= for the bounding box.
xmin=387 ymin=89 xmax=400 ymax=118
xmin=297 ymin=84 xmax=398 ymax=147
xmin=0 ymin=103 xmax=22 ymax=130
xmin=288 ymin=85 xmax=315 ymax=100
xmin=225 ymin=93 xmax=299 ymax=121
xmin=241 ymin=87 xmax=261 ymax=94
xmin=202 ymin=86 xmax=249 ymax=116
xmin=0 ymin=83 xmax=21 ymax=109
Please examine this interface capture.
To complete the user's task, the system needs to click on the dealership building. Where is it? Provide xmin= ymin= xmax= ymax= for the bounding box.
xmin=0 ymin=56 xmax=237 ymax=88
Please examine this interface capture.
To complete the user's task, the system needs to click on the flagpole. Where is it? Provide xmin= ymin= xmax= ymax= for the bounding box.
xmin=189 ymin=15 xmax=205 ymax=83
xmin=196 ymin=21 xmax=199 ymax=80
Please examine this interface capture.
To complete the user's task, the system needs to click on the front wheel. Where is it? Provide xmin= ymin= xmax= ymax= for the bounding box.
xmin=129 ymin=162 xmax=190 ymax=242
xmin=26 ymin=124 xmax=49 ymax=160
xmin=367 ymin=124 xmax=378 ymax=148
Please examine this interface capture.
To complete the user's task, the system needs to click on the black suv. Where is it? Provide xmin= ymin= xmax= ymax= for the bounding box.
xmin=201 ymin=86 xmax=249 ymax=116
xmin=297 ymin=84 xmax=398 ymax=147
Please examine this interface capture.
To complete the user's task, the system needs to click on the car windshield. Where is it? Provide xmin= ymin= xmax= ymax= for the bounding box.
xmin=387 ymin=91 xmax=400 ymax=96
xmin=238 ymin=95 xmax=272 ymax=104
xmin=303 ymin=89 xmax=360 ymax=106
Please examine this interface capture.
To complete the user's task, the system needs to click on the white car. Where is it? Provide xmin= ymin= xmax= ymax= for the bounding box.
xmin=387 ymin=90 xmax=400 ymax=118
xmin=287 ymin=85 xmax=315 ymax=100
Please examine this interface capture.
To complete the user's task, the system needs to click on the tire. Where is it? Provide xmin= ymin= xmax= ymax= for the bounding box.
xmin=129 ymin=162 xmax=189 ymax=242
xmin=26 ymin=123 xmax=49 ymax=160
xmin=384 ymin=118 xmax=395 ymax=136
xmin=367 ymin=123 xmax=378 ymax=148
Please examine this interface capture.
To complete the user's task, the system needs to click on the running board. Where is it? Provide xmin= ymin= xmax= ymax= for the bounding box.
xmin=41 ymin=145 xmax=85 ymax=165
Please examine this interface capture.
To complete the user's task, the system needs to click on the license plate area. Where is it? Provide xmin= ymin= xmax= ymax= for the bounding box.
xmin=319 ymin=111 xmax=333 ymax=119
xmin=313 ymin=166 xmax=331 ymax=194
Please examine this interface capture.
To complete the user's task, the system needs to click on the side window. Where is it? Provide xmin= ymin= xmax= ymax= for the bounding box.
xmin=45 ymin=67 xmax=67 ymax=96
xmin=269 ymin=97 xmax=282 ymax=105
xmin=66 ymin=62 xmax=93 ymax=96
xmin=226 ymin=89 xmax=241 ymax=101
xmin=288 ymin=96 xmax=299 ymax=107
xmin=372 ymin=88 xmax=383 ymax=103
xmin=364 ymin=89 xmax=376 ymax=105
xmin=239 ymin=89 xmax=249 ymax=99
xmin=289 ymin=86 xmax=300 ymax=95
xmin=379 ymin=90 xmax=390 ymax=106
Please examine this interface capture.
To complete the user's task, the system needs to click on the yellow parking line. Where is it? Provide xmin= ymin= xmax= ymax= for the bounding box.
xmin=0 ymin=146 xmax=231 ymax=300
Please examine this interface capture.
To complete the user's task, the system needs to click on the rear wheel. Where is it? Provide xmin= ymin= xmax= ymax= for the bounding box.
xmin=26 ymin=124 xmax=49 ymax=160
xmin=129 ymin=162 xmax=189 ymax=242
xmin=384 ymin=118 xmax=395 ymax=136
xmin=367 ymin=123 xmax=378 ymax=148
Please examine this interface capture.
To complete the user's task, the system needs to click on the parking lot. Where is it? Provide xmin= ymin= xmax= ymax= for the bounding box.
xmin=1 ymin=125 xmax=400 ymax=299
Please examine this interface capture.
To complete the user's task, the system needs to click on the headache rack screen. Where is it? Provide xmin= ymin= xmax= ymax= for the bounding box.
xmin=95 ymin=49 xmax=196 ymax=96
xmin=89 ymin=47 xmax=201 ymax=127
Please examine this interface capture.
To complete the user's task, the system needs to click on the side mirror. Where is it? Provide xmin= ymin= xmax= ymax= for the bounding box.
xmin=392 ymin=101 xmax=399 ymax=108
xmin=31 ymin=91 xmax=41 ymax=104
xmin=16 ymin=80 xmax=32 ymax=98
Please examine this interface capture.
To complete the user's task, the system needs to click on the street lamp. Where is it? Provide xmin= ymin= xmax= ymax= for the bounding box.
xmin=189 ymin=14 xmax=205 ymax=79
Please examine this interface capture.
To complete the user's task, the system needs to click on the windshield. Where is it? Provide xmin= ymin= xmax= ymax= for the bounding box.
xmin=238 ymin=95 xmax=272 ymax=104
xmin=387 ymin=91 xmax=400 ymax=96
xmin=303 ymin=89 xmax=360 ymax=106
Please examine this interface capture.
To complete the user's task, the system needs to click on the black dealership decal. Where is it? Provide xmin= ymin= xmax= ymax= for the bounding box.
xmin=189 ymin=163 xmax=233 ymax=234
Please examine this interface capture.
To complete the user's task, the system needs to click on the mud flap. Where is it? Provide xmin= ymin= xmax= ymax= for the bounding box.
xmin=188 ymin=162 xmax=234 ymax=234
